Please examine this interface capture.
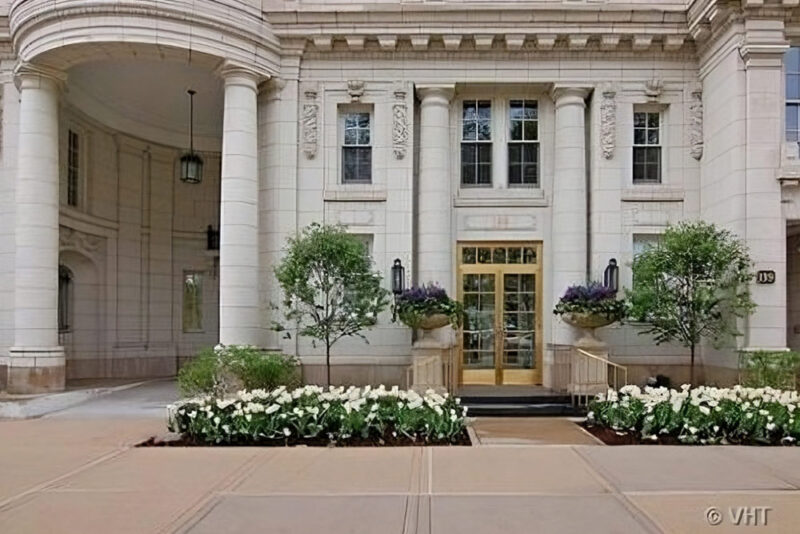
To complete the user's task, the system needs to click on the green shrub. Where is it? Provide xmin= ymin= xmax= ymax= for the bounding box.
xmin=177 ymin=345 xmax=301 ymax=398
xmin=739 ymin=351 xmax=800 ymax=390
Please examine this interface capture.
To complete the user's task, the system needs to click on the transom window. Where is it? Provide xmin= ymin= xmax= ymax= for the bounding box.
xmin=67 ymin=129 xmax=80 ymax=207
xmin=633 ymin=111 xmax=661 ymax=184
xmin=461 ymin=100 xmax=492 ymax=187
xmin=786 ymin=47 xmax=800 ymax=142
xmin=342 ymin=112 xmax=372 ymax=184
xmin=461 ymin=245 xmax=537 ymax=265
xmin=508 ymin=100 xmax=539 ymax=187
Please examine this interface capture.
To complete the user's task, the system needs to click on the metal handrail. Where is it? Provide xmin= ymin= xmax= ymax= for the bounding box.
xmin=571 ymin=347 xmax=628 ymax=407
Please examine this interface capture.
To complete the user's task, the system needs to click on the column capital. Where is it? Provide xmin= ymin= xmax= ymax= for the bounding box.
xmin=416 ymin=84 xmax=455 ymax=104
xmin=13 ymin=61 xmax=66 ymax=90
xmin=218 ymin=61 xmax=266 ymax=89
xmin=550 ymin=84 xmax=592 ymax=109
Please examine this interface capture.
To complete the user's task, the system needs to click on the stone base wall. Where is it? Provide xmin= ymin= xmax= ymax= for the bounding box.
xmin=301 ymin=364 xmax=408 ymax=388
xmin=66 ymin=356 xmax=178 ymax=381
xmin=622 ymin=363 xmax=740 ymax=388
xmin=7 ymin=365 xmax=66 ymax=394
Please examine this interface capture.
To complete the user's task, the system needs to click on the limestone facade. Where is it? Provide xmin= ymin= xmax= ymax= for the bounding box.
xmin=0 ymin=0 xmax=798 ymax=392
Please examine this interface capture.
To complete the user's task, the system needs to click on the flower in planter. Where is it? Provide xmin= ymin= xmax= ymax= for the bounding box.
xmin=553 ymin=281 xmax=627 ymax=322
xmin=394 ymin=283 xmax=464 ymax=329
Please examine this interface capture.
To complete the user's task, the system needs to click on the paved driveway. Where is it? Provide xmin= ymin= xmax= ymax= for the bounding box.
xmin=0 ymin=382 xmax=799 ymax=533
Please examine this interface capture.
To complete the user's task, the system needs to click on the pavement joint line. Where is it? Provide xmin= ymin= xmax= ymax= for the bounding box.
xmin=622 ymin=489 xmax=800 ymax=496
xmin=159 ymin=449 xmax=263 ymax=534
xmin=725 ymin=447 xmax=800 ymax=491
xmin=0 ymin=445 xmax=131 ymax=512
xmin=571 ymin=445 xmax=665 ymax=534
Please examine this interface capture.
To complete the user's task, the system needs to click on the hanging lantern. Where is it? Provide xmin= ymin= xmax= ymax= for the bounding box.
xmin=604 ymin=258 xmax=619 ymax=294
xmin=180 ymin=89 xmax=203 ymax=184
xmin=391 ymin=258 xmax=405 ymax=295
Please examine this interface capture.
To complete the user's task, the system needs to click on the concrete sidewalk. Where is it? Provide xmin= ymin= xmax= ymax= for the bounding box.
xmin=0 ymin=383 xmax=799 ymax=533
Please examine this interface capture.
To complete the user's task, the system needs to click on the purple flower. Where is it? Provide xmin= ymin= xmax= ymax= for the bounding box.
xmin=560 ymin=282 xmax=616 ymax=303
xmin=396 ymin=284 xmax=450 ymax=306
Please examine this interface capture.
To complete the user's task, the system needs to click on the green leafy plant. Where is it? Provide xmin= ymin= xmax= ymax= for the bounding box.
xmin=739 ymin=351 xmax=800 ymax=390
xmin=168 ymin=385 xmax=468 ymax=445
xmin=274 ymin=223 xmax=391 ymax=385
xmin=394 ymin=284 xmax=464 ymax=329
xmin=627 ymin=221 xmax=755 ymax=385
xmin=177 ymin=345 xmax=301 ymax=398
xmin=552 ymin=282 xmax=626 ymax=321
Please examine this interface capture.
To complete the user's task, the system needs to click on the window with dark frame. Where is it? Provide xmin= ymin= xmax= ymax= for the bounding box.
xmin=67 ymin=129 xmax=80 ymax=207
xmin=461 ymin=100 xmax=492 ymax=187
xmin=508 ymin=100 xmax=539 ymax=187
xmin=342 ymin=112 xmax=372 ymax=184
xmin=633 ymin=111 xmax=661 ymax=184
xmin=786 ymin=47 xmax=800 ymax=142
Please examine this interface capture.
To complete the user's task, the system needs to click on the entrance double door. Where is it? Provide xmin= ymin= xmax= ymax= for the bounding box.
xmin=458 ymin=243 xmax=543 ymax=386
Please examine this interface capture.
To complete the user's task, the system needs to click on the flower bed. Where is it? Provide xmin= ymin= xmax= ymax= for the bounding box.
xmin=167 ymin=385 xmax=469 ymax=446
xmin=586 ymin=385 xmax=800 ymax=445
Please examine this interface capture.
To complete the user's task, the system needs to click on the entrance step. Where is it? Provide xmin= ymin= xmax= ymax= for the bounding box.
xmin=457 ymin=387 xmax=583 ymax=416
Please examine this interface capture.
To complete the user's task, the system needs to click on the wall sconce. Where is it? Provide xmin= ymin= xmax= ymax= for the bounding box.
xmin=604 ymin=258 xmax=619 ymax=294
xmin=391 ymin=258 xmax=405 ymax=321
xmin=206 ymin=224 xmax=219 ymax=251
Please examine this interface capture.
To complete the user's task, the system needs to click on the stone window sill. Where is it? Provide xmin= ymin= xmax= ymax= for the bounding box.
xmin=323 ymin=189 xmax=388 ymax=202
xmin=621 ymin=187 xmax=684 ymax=203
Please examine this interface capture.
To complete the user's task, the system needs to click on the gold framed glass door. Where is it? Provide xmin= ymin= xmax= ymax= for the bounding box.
xmin=458 ymin=243 xmax=543 ymax=385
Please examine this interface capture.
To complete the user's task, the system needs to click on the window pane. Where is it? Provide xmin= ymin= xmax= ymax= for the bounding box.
xmin=492 ymin=247 xmax=506 ymax=263
xmin=523 ymin=143 xmax=538 ymax=164
xmin=789 ymin=75 xmax=800 ymax=100
xmin=477 ymin=143 xmax=492 ymax=164
xmin=477 ymin=101 xmax=491 ymax=119
xmin=508 ymin=144 xmax=521 ymax=164
xmin=646 ymin=162 xmax=660 ymax=183
xmin=509 ymin=164 xmax=521 ymax=184
xmin=634 ymin=112 xmax=646 ymax=127
xmin=477 ymin=164 xmax=492 ymax=185
xmin=787 ymin=47 xmax=800 ymax=73
xmin=647 ymin=129 xmax=659 ymax=145
xmin=344 ymin=114 xmax=359 ymax=129
xmin=508 ymin=248 xmax=521 ymax=263
xmin=523 ymin=104 xmax=537 ymax=120
xmin=463 ymin=247 xmax=477 ymax=264
xmin=510 ymin=120 xmax=522 ymax=140
xmin=633 ymin=147 xmax=646 ymax=164
xmin=633 ymin=163 xmax=645 ymax=182
xmin=343 ymin=149 xmax=357 ymax=182
xmin=646 ymin=146 xmax=661 ymax=164
xmin=523 ymin=164 xmax=538 ymax=185
xmin=647 ymin=113 xmax=659 ymax=128
xmin=358 ymin=129 xmax=370 ymax=145
xmin=634 ymin=128 xmax=646 ymax=145
xmin=523 ymin=120 xmax=537 ymax=141
xmin=478 ymin=119 xmax=491 ymax=140
xmin=478 ymin=247 xmax=491 ymax=263
xmin=463 ymin=120 xmax=476 ymax=140
xmin=344 ymin=129 xmax=357 ymax=145
xmin=509 ymin=100 xmax=523 ymax=119
xmin=462 ymin=162 xmax=476 ymax=185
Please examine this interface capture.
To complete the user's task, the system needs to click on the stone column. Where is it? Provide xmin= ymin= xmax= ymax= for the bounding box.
xmin=8 ymin=64 xmax=65 ymax=393
xmin=219 ymin=64 xmax=264 ymax=347
xmin=415 ymin=84 xmax=455 ymax=294
xmin=551 ymin=85 xmax=591 ymax=346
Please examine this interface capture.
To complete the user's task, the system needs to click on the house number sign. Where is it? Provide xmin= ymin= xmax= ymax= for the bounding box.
xmin=756 ymin=270 xmax=776 ymax=285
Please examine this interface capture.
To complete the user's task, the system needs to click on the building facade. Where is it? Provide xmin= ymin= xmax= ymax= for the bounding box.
xmin=0 ymin=0 xmax=798 ymax=393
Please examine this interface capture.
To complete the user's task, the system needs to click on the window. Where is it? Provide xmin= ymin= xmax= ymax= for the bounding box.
xmin=351 ymin=233 xmax=373 ymax=258
xmin=58 ymin=265 xmax=73 ymax=333
xmin=67 ymin=129 xmax=80 ymax=207
xmin=632 ymin=233 xmax=661 ymax=287
xmin=182 ymin=272 xmax=204 ymax=332
xmin=508 ymin=100 xmax=539 ymax=187
xmin=786 ymin=47 xmax=800 ymax=141
xmin=461 ymin=100 xmax=492 ymax=186
xmin=633 ymin=111 xmax=661 ymax=184
xmin=342 ymin=112 xmax=372 ymax=184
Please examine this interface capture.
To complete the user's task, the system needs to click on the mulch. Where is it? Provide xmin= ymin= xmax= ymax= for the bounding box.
xmin=137 ymin=430 xmax=471 ymax=448
xmin=582 ymin=423 xmax=795 ymax=446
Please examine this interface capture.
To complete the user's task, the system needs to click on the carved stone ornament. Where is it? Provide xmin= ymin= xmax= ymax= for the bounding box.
xmin=392 ymin=88 xmax=409 ymax=159
xmin=301 ymin=89 xmax=318 ymax=159
xmin=689 ymin=86 xmax=704 ymax=161
xmin=599 ymin=84 xmax=616 ymax=160
xmin=644 ymin=78 xmax=664 ymax=101
xmin=347 ymin=80 xmax=365 ymax=102
xmin=59 ymin=227 xmax=103 ymax=257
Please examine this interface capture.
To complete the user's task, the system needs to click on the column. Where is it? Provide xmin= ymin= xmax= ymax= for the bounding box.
xmin=219 ymin=64 xmax=264 ymax=347
xmin=415 ymin=84 xmax=455 ymax=294
xmin=8 ymin=64 xmax=65 ymax=393
xmin=551 ymin=85 xmax=591 ymax=345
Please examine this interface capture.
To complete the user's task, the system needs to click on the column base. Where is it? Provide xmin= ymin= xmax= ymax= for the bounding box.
xmin=7 ymin=347 xmax=65 ymax=393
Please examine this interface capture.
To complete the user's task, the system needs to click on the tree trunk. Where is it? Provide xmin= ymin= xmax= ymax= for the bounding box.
xmin=326 ymin=335 xmax=331 ymax=386
xmin=689 ymin=343 xmax=695 ymax=386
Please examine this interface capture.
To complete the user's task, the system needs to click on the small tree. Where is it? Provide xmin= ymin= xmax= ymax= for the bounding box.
xmin=627 ymin=221 xmax=755 ymax=385
xmin=274 ymin=223 xmax=390 ymax=385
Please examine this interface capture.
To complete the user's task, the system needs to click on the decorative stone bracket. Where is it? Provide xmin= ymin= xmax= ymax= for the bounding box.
xmin=392 ymin=86 xmax=409 ymax=159
xmin=301 ymin=88 xmax=318 ymax=159
xmin=599 ymin=84 xmax=616 ymax=160
xmin=688 ymin=84 xmax=703 ymax=161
